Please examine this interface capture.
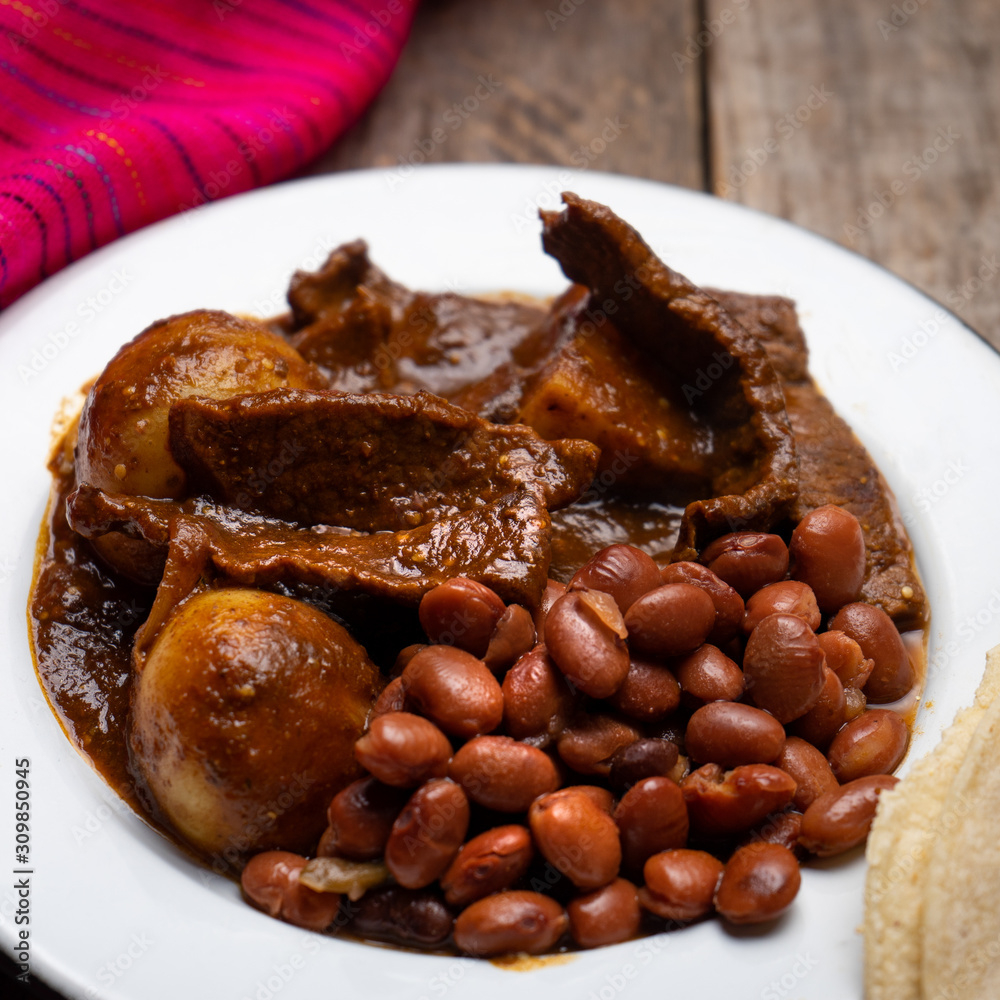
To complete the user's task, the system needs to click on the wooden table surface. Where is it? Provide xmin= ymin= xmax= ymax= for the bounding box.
xmin=312 ymin=0 xmax=1000 ymax=348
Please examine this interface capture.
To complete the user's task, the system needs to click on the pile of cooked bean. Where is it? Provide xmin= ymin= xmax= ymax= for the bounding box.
xmin=240 ymin=504 xmax=914 ymax=956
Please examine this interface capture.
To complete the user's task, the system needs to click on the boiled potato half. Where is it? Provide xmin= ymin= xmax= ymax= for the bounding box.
xmin=75 ymin=309 xmax=324 ymax=582
xmin=130 ymin=587 xmax=382 ymax=862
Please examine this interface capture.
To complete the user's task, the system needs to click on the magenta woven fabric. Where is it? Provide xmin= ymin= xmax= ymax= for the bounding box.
xmin=0 ymin=0 xmax=418 ymax=307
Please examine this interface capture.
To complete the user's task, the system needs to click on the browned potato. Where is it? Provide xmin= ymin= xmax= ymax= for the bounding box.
xmin=75 ymin=309 xmax=325 ymax=582
xmin=130 ymin=587 xmax=382 ymax=863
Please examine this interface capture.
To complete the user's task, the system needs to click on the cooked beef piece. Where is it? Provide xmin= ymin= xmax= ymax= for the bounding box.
xmin=286 ymin=239 xmax=549 ymax=400
xmin=66 ymin=485 xmax=552 ymax=615
xmin=168 ymin=388 xmax=598 ymax=530
xmin=537 ymin=193 xmax=798 ymax=558
xmin=713 ymin=289 xmax=928 ymax=628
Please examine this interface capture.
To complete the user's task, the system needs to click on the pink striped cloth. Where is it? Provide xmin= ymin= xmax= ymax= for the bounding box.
xmin=0 ymin=0 xmax=418 ymax=307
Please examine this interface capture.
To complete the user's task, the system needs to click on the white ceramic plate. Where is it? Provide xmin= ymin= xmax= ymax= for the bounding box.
xmin=2 ymin=164 xmax=998 ymax=1000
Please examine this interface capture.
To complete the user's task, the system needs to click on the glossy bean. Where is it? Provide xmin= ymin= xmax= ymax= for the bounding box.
xmin=613 ymin=776 xmax=689 ymax=876
xmin=543 ymin=784 xmax=616 ymax=815
xmin=774 ymin=737 xmax=839 ymax=811
xmin=418 ymin=578 xmax=506 ymax=657
xmin=829 ymin=603 xmax=914 ymax=703
xmin=608 ymin=738 xmax=680 ymax=794
xmin=567 ymin=878 xmax=642 ymax=948
xmin=681 ymin=764 xmax=797 ymax=836
xmin=674 ymin=644 xmax=745 ymax=705
xmin=350 ymin=885 xmax=454 ymax=948
xmin=685 ymin=702 xmax=786 ymax=767
xmin=448 ymin=736 xmax=560 ymax=812
xmin=742 ymin=613 xmax=825 ymax=724
xmin=326 ymin=777 xmax=409 ymax=860
xmin=354 ymin=712 xmax=452 ymax=788
xmin=529 ymin=788 xmax=622 ymax=889
xmin=826 ymin=709 xmax=908 ymax=782
xmin=533 ymin=578 xmax=568 ymax=635
xmin=440 ymin=825 xmax=535 ymax=907
xmin=371 ymin=676 xmax=408 ymax=719
xmin=700 ymin=532 xmax=789 ymax=598
xmin=402 ymin=645 xmax=504 ymax=739
xmin=501 ymin=645 xmax=576 ymax=745
xmin=384 ymin=779 xmax=470 ymax=888
xmin=788 ymin=666 xmax=846 ymax=750
xmin=742 ymin=581 xmax=821 ymax=635
xmin=454 ymin=891 xmax=568 ymax=957
xmin=241 ymin=851 xmax=341 ymax=932
xmin=659 ymin=561 xmax=745 ymax=644
xmin=624 ymin=583 xmax=716 ymax=658
xmin=640 ymin=849 xmax=724 ymax=922
xmin=798 ymin=774 xmax=899 ymax=856
xmin=818 ymin=630 xmax=874 ymax=690
xmin=739 ymin=810 xmax=805 ymax=855
xmin=557 ymin=713 xmax=642 ymax=776
xmin=483 ymin=605 xmax=536 ymax=674
xmin=608 ymin=657 xmax=681 ymax=721
xmin=545 ymin=588 xmax=630 ymax=699
xmin=570 ymin=544 xmax=662 ymax=613
xmin=790 ymin=505 xmax=866 ymax=613
xmin=390 ymin=643 xmax=426 ymax=679
xmin=714 ymin=842 xmax=801 ymax=924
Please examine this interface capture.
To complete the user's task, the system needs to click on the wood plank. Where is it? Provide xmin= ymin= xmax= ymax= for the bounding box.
xmin=309 ymin=0 xmax=703 ymax=190
xmin=708 ymin=0 xmax=1000 ymax=346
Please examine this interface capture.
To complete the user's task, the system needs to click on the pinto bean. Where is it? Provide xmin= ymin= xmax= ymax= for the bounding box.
xmin=681 ymin=764 xmax=797 ymax=836
xmin=608 ymin=657 xmax=681 ymax=721
xmin=371 ymin=676 xmax=408 ymax=719
xmin=742 ymin=613 xmax=825 ymax=724
xmin=567 ymin=878 xmax=641 ymax=948
xmin=685 ymin=702 xmax=786 ymax=767
xmin=557 ymin=713 xmax=642 ymax=776
xmin=454 ymin=891 xmax=568 ymax=957
xmin=790 ymin=505 xmax=866 ymax=613
xmin=613 ymin=776 xmax=689 ymax=876
xmin=817 ymin=630 xmax=874 ymax=690
xmin=384 ymin=779 xmax=470 ymax=888
xmin=739 ymin=810 xmax=805 ymax=855
xmin=714 ymin=842 xmax=801 ymax=924
xmin=533 ymin=578 xmax=568 ymax=635
xmin=570 ymin=544 xmax=662 ymax=613
xmin=774 ymin=737 xmax=839 ymax=811
xmin=448 ymin=736 xmax=560 ymax=812
xmin=529 ymin=788 xmax=622 ymax=889
xmin=501 ymin=645 xmax=576 ymax=745
xmin=788 ymin=666 xmax=846 ymax=750
xmin=326 ymin=777 xmax=409 ymax=860
xmin=701 ymin=532 xmax=789 ymax=598
xmin=742 ymin=581 xmax=821 ymax=634
xmin=674 ymin=644 xmax=745 ymax=705
xmin=624 ymin=584 xmax=716 ymax=658
xmin=354 ymin=712 xmax=452 ymax=788
xmin=350 ymin=886 xmax=454 ymax=948
xmin=640 ymin=849 xmax=724 ymax=922
xmin=418 ymin=578 xmax=506 ymax=657
xmin=440 ymin=825 xmax=535 ymax=907
xmin=830 ymin=603 xmax=914 ymax=703
xmin=545 ymin=588 xmax=630 ymax=698
xmin=608 ymin=738 xmax=680 ymax=794
xmin=659 ymin=561 xmax=745 ymax=644
xmin=798 ymin=774 xmax=899 ymax=856
xmin=483 ymin=605 xmax=536 ymax=674
xmin=241 ymin=851 xmax=341 ymax=932
xmin=402 ymin=645 xmax=504 ymax=739
xmin=826 ymin=709 xmax=908 ymax=782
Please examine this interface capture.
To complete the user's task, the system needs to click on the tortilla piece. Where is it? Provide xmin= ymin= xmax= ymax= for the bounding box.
xmin=864 ymin=645 xmax=1000 ymax=999
xmin=920 ymin=656 xmax=1000 ymax=999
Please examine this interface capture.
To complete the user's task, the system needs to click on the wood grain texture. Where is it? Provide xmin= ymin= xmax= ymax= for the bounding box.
xmin=708 ymin=0 xmax=1000 ymax=345
xmin=309 ymin=0 xmax=703 ymax=189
